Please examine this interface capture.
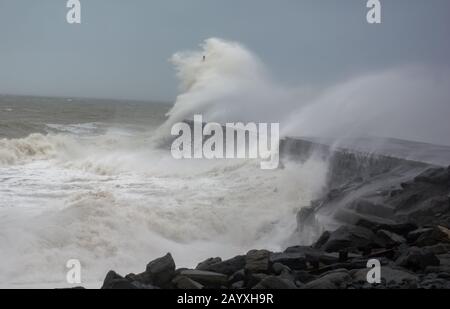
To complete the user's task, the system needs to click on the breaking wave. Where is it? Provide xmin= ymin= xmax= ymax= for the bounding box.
xmin=0 ymin=133 xmax=76 ymax=166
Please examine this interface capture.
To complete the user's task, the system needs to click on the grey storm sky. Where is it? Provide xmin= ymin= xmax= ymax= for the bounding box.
xmin=0 ymin=0 xmax=449 ymax=102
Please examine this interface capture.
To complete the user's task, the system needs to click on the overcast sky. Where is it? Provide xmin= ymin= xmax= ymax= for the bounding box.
xmin=0 ymin=0 xmax=449 ymax=102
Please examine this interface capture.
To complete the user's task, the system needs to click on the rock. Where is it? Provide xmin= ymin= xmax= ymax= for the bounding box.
xmin=414 ymin=168 xmax=449 ymax=185
xmin=407 ymin=228 xmax=435 ymax=243
xmin=408 ymin=198 xmax=450 ymax=225
xmin=423 ymin=243 xmax=450 ymax=255
xmin=228 ymin=269 xmax=246 ymax=284
xmin=197 ymin=255 xmax=246 ymax=276
xmin=356 ymin=217 xmax=417 ymax=236
xmin=313 ymin=231 xmax=331 ymax=249
xmin=101 ymin=271 xmax=138 ymax=289
xmin=179 ymin=270 xmax=228 ymax=288
xmin=247 ymin=273 xmax=268 ymax=288
xmin=309 ymin=258 xmax=369 ymax=276
xmin=172 ymin=276 xmax=204 ymax=289
xmin=196 ymin=257 xmax=222 ymax=270
xmin=351 ymin=266 xmax=418 ymax=287
xmin=349 ymin=198 xmax=394 ymax=218
xmin=419 ymin=278 xmax=450 ymax=289
xmin=376 ymin=230 xmax=406 ymax=247
xmin=271 ymin=263 xmax=292 ymax=276
xmin=252 ymin=276 xmax=297 ymax=289
xmin=320 ymin=226 xmax=382 ymax=253
xmin=245 ymin=250 xmax=270 ymax=273
xmin=304 ymin=269 xmax=352 ymax=289
xmin=395 ymin=247 xmax=440 ymax=271
xmin=269 ymin=252 xmax=307 ymax=270
xmin=367 ymin=248 xmax=396 ymax=259
xmin=145 ymin=253 xmax=176 ymax=287
xmin=415 ymin=226 xmax=450 ymax=247
xmin=294 ymin=271 xmax=316 ymax=284
xmin=231 ymin=281 xmax=245 ymax=289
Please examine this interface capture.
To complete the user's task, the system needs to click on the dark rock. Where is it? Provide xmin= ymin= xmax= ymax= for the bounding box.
xmin=417 ymin=226 xmax=450 ymax=247
xmin=228 ymin=269 xmax=246 ymax=284
xmin=320 ymin=226 xmax=382 ymax=253
xmin=407 ymin=228 xmax=435 ymax=243
xmin=419 ymin=278 xmax=450 ymax=289
xmin=351 ymin=266 xmax=418 ymax=287
xmin=408 ymin=198 xmax=450 ymax=225
xmin=309 ymin=258 xmax=369 ymax=276
xmin=395 ymin=247 xmax=440 ymax=271
xmin=423 ymin=243 xmax=450 ymax=255
xmin=304 ymin=269 xmax=352 ymax=289
xmin=196 ymin=257 xmax=221 ymax=270
xmin=179 ymin=269 xmax=228 ymax=288
xmin=349 ymin=198 xmax=394 ymax=218
xmin=252 ymin=276 xmax=297 ymax=289
xmin=313 ymin=231 xmax=331 ymax=249
xmin=376 ymin=230 xmax=406 ymax=247
xmin=231 ymin=281 xmax=245 ymax=289
xmin=408 ymin=226 xmax=450 ymax=247
xmin=247 ymin=273 xmax=268 ymax=288
xmin=356 ymin=217 xmax=417 ymax=236
xmin=101 ymin=271 xmax=138 ymax=289
xmin=271 ymin=263 xmax=292 ymax=276
xmin=317 ymin=253 xmax=341 ymax=265
xmin=145 ymin=253 xmax=176 ymax=287
xmin=197 ymin=255 xmax=245 ymax=276
xmin=414 ymin=168 xmax=449 ymax=185
xmin=245 ymin=250 xmax=270 ymax=273
xmin=269 ymin=252 xmax=307 ymax=270
xmin=172 ymin=276 xmax=204 ymax=289
xmin=367 ymin=248 xmax=396 ymax=259
xmin=294 ymin=271 xmax=316 ymax=284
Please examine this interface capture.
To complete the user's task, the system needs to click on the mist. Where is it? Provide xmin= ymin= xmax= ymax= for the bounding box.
xmin=161 ymin=38 xmax=450 ymax=148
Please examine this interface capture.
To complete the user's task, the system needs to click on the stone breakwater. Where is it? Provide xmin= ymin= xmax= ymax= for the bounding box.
xmin=78 ymin=135 xmax=450 ymax=289
xmin=94 ymin=162 xmax=450 ymax=289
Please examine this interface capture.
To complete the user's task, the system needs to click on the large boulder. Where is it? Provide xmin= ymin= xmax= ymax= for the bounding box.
xmin=320 ymin=226 xmax=382 ymax=253
xmin=408 ymin=198 xmax=450 ymax=225
xmin=245 ymin=250 xmax=271 ymax=273
xmin=349 ymin=198 xmax=394 ymax=218
xmin=313 ymin=231 xmax=331 ymax=249
xmin=197 ymin=255 xmax=246 ymax=276
xmin=179 ymin=270 xmax=228 ymax=288
xmin=408 ymin=226 xmax=450 ymax=247
xmin=355 ymin=217 xmax=417 ymax=236
xmin=144 ymin=253 xmax=176 ymax=287
xmin=196 ymin=257 xmax=222 ymax=270
xmin=376 ymin=230 xmax=406 ymax=247
xmin=269 ymin=252 xmax=307 ymax=270
xmin=101 ymin=271 xmax=138 ymax=289
xmin=395 ymin=247 xmax=440 ymax=271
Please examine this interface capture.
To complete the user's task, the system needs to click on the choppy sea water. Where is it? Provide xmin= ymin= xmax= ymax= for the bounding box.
xmin=0 ymin=96 xmax=325 ymax=288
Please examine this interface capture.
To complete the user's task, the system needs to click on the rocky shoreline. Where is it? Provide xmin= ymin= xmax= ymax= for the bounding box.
xmin=95 ymin=165 xmax=450 ymax=289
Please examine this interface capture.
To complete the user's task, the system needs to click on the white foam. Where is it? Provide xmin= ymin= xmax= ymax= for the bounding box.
xmin=0 ymin=127 xmax=327 ymax=288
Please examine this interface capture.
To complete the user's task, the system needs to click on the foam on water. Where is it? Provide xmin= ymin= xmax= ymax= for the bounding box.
xmin=0 ymin=122 xmax=327 ymax=288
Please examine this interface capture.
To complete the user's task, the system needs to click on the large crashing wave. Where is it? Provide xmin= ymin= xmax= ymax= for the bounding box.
xmin=157 ymin=38 xmax=296 ymax=139
xmin=159 ymin=38 xmax=450 ymax=148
